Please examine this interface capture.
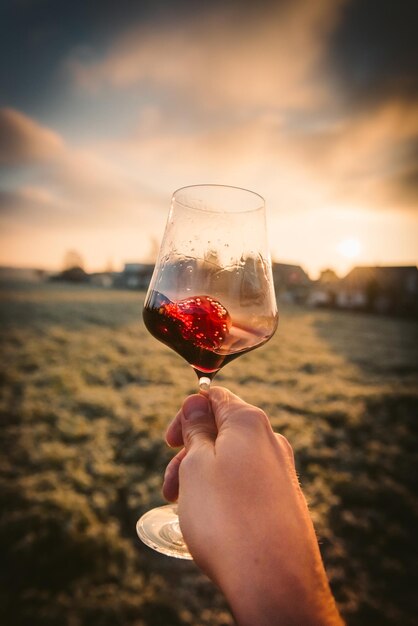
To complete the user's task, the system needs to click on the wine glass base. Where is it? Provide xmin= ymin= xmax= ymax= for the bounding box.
xmin=136 ymin=504 xmax=193 ymax=560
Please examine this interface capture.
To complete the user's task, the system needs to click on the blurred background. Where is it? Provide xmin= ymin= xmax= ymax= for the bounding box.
xmin=0 ymin=1 xmax=417 ymax=625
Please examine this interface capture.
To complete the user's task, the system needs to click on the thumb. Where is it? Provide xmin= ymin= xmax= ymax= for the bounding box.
xmin=181 ymin=394 xmax=217 ymax=451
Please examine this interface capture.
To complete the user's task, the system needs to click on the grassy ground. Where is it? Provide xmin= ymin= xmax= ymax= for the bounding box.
xmin=0 ymin=282 xmax=417 ymax=625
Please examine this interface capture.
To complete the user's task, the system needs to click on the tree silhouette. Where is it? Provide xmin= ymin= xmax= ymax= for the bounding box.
xmin=63 ymin=250 xmax=84 ymax=271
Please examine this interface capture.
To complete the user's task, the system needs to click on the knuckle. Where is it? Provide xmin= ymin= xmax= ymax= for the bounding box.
xmin=275 ymin=433 xmax=295 ymax=460
xmin=238 ymin=406 xmax=271 ymax=431
xmin=251 ymin=406 xmax=270 ymax=426
xmin=253 ymin=406 xmax=270 ymax=423
xmin=179 ymin=447 xmax=199 ymax=473
xmin=184 ymin=424 xmax=209 ymax=447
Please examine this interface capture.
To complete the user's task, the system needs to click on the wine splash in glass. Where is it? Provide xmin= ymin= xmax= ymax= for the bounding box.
xmin=136 ymin=185 xmax=278 ymax=558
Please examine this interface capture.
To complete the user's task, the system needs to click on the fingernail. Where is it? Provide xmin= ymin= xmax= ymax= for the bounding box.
xmin=183 ymin=395 xmax=209 ymax=421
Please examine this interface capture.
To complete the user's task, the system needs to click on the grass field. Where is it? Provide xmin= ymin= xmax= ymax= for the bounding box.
xmin=1 ymin=282 xmax=417 ymax=626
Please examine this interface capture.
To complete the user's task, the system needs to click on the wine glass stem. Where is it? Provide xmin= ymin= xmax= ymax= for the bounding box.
xmin=198 ymin=376 xmax=211 ymax=395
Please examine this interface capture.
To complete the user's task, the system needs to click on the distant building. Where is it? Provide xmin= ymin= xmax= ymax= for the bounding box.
xmin=336 ymin=266 xmax=418 ymax=315
xmin=0 ymin=267 xmax=49 ymax=282
xmin=90 ymin=272 xmax=115 ymax=288
xmin=309 ymin=269 xmax=340 ymax=308
xmin=272 ymin=262 xmax=311 ymax=304
xmin=116 ymin=263 xmax=154 ymax=290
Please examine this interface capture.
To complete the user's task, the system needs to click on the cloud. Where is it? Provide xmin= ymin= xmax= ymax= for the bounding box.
xmin=0 ymin=154 xmax=166 ymax=228
xmin=0 ymin=107 xmax=169 ymax=238
xmin=1 ymin=2 xmax=417 ymax=272
xmin=0 ymin=108 xmax=170 ymax=269
xmin=69 ymin=0 xmax=344 ymax=111
xmin=98 ymin=96 xmax=418 ymax=214
xmin=0 ymin=108 xmax=64 ymax=166
xmin=383 ymin=167 xmax=418 ymax=209
xmin=65 ymin=0 xmax=417 ymax=214
xmin=327 ymin=0 xmax=418 ymax=107
xmin=285 ymin=99 xmax=418 ymax=210
xmin=0 ymin=186 xmax=66 ymax=230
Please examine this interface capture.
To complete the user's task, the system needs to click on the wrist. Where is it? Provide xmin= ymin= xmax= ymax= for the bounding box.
xmin=227 ymin=580 xmax=343 ymax=626
xmin=216 ymin=548 xmax=343 ymax=626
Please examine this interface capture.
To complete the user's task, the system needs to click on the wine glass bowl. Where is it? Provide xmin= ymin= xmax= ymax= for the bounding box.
xmin=143 ymin=185 xmax=278 ymax=388
xmin=137 ymin=184 xmax=278 ymax=558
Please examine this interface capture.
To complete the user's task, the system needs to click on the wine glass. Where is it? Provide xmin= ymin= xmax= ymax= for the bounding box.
xmin=136 ymin=184 xmax=278 ymax=559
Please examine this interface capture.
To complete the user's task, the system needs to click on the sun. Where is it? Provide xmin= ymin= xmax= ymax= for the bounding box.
xmin=337 ymin=237 xmax=361 ymax=259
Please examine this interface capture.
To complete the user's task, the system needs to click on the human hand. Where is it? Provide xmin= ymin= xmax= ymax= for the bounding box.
xmin=163 ymin=387 xmax=343 ymax=626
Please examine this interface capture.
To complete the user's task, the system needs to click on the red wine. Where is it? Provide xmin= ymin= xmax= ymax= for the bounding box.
xmin=143 ymin=290 xmax=271 ymax=378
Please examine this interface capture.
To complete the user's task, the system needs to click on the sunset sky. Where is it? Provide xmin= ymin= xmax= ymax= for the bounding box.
xmin=0 ymin=0 xmax=417 ymax=278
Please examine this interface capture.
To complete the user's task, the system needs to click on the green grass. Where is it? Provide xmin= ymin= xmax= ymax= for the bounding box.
xmin=1 ymin=282 xmax=417 ymax=625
